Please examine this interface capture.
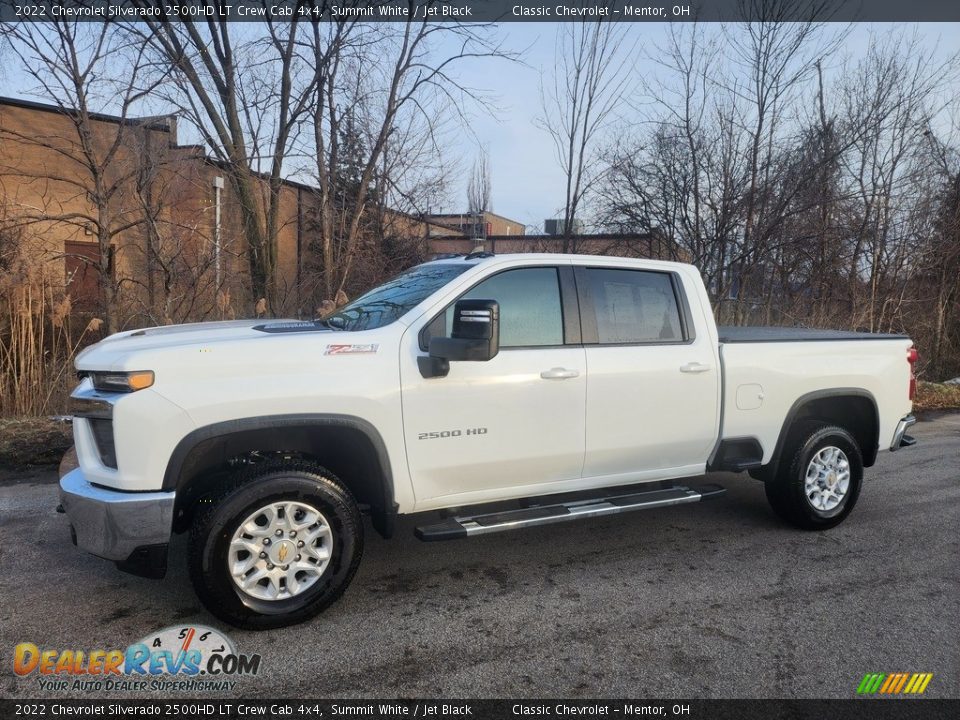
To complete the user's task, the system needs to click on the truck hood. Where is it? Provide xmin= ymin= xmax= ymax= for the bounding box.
xmin=75 ymin=319 xmax=337 ymax=371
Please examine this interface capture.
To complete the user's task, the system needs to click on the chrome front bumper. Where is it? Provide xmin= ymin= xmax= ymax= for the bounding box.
xmin=59 ymin=468 xmax=175 ymax=576
xmin=890 ymin=414 xmax=917 ymax=451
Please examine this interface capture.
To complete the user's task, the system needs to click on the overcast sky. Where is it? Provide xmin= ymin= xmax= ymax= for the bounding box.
xmin=448 ymin=22 xmax=960 ymax=230
xmin=3 ymin=21 xmax=958 ymax=231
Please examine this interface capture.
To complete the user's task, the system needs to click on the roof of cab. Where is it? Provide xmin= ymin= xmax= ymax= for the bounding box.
xmin=424 ymin=252 xmax=693 ymax=272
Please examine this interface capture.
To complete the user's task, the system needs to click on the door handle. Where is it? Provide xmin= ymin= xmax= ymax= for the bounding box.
xmin=540 ymin=367 xmax=580 ymax=380
xmin=679 ymin=362 xmax=711 ymax=374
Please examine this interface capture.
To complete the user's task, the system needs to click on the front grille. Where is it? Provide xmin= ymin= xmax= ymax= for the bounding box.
xmin=88 ymin=418 xmax=117 ymax=468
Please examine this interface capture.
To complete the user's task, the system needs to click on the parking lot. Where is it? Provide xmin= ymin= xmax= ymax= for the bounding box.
xmin=1 ymin=414 xmax=958 ymax=699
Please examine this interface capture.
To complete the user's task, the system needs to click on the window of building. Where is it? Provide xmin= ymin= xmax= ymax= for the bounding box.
xmin=64 ymin=241 xmax=103 ymax=313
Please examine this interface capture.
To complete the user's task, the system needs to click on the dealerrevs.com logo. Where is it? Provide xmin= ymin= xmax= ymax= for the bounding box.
xmin=13 ymin=625 xmax=261 ymax=692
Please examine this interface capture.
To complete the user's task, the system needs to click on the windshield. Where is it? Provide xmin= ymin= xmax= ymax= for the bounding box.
xmin=319 ymin=263 xmax=473 ymax=331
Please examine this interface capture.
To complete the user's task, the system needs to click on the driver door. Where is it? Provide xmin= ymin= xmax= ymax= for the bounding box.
xmin=399 ymin=266 xmax=587 ymax=510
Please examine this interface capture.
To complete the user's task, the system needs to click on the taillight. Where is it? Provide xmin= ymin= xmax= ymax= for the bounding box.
xmin=907 ymin=347 xmax=919 ymax=401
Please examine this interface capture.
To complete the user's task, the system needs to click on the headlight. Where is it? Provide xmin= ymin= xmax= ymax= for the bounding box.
xmin=91 ymin=370 xmax=155 ymax=392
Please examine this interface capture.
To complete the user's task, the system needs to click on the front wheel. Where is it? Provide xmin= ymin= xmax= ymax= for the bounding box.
xmin=188 ymin=463 xmax=363 ymax=629
xmin=765 ymin=423 xmax=863 ymax=530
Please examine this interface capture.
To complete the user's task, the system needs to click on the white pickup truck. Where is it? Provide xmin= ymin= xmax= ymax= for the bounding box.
xmin=60 ymin=253 xmax=918 ymax=628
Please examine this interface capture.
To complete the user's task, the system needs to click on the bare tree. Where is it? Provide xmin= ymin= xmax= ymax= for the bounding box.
xmin=538 ymin=9 xmax=635 ymax=252
xmin=924 ymin=146 xmax=960 ymax=376
xmin=0 ymin=21 xmax=167 ymax=334
xmin=128 ymin=158 xmax=225 ymax=326
xmin=596 ymin=4 xmax=846 ymax=311
xmin=130 ymin=8 xmax=320 ymax=313
xmin=467 ymin=150 xmax=492 ymax=216
xmin=596 ymin=22 xmax=739 ymax=295
xmin=308 ymin=16 xmax=512 ymax=300
xmin=595 ymin=19 xmax=960 ymax=379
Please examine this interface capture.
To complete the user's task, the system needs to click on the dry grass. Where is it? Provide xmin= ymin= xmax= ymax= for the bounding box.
xmin=914 ymin=381 xmax=960 ymax=413
xmin=0 ymin=240 xmax=99 ymax=417
xmin=0 ymin=416 xmax=73 ymax=468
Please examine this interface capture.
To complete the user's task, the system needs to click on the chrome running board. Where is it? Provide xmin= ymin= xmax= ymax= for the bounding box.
xmin=414 ymin=484 xmax=725 ymax=541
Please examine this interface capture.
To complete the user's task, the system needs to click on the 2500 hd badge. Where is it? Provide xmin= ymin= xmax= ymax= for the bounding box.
xmin=418 ymin=427 xmax=488 ymax=440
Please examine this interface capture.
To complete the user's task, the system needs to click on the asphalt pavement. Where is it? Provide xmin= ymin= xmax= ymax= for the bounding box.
xmin=1 ymin=413 xmax=958 ymax=699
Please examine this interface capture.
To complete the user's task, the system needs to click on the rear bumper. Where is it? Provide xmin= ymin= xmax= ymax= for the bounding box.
xmin=58 ymin=468 xmax=174 ymax=578
xmin=890 ymin=414 xmax=917 ymax=451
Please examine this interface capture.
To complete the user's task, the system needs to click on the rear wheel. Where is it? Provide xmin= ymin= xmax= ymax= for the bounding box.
xmin=188 ymin=462 xmax=363 ymax=629
xmin=765 ymin=423 xmax=863 ymax=530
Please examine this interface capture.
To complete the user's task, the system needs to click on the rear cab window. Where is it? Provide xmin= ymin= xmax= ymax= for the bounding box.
xmin=581 ymin=268 xmax=688 ymax=344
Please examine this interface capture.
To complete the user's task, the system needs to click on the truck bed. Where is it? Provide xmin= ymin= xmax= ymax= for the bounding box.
xmin=718 ymin=326 xmax=908 ymax=343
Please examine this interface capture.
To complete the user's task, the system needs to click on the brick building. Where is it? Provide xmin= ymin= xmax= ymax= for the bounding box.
xmin=1 ymin=96 xmax=669 ymax=326
xmin=421 ymin=211 xmax=526 ymax=239
xmin=0 ymin=96 xmax=461 ymax=322
xmin=422 ymin=213 xmax=673 ymax=262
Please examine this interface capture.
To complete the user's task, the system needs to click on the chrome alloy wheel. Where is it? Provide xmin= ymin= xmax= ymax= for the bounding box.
xmin=804 ymin=446 xmax=851 ymax=512
xmin=228 ymin=501 xmax=333 ymax=601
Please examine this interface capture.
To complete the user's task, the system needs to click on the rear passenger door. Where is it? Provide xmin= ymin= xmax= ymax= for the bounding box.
xmin=577 ymin=266 xmax=720 ymax=482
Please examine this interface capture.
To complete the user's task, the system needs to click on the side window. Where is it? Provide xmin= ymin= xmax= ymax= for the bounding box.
xmin=424 ymin=267 xmax=564 ymax=348
xmin=585 ymin=268 xmax=684 ymax=343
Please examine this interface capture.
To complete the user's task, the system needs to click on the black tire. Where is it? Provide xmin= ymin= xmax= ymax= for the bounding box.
xmin=188 ymin=462 xmax=363 ymax=630
xmin=764 ymin=423 xmax=863 ymax=530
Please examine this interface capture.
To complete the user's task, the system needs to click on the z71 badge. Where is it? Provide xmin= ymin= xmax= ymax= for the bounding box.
xmin=324 ymin=343 xmax=379 ymax=355
xmin=418 ymin=427 xmax=488 ymax=440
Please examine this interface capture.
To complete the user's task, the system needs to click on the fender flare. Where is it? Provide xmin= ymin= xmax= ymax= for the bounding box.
xmin=163 ymin=413 xmax=397 ymax=537
xmin=767 ymin=388 xmax=880 ymax=476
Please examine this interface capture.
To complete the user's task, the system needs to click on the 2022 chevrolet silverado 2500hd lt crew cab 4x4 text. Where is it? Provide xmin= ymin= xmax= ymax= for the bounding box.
xmin=59 ymin=253 xmax=918 ymax=628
